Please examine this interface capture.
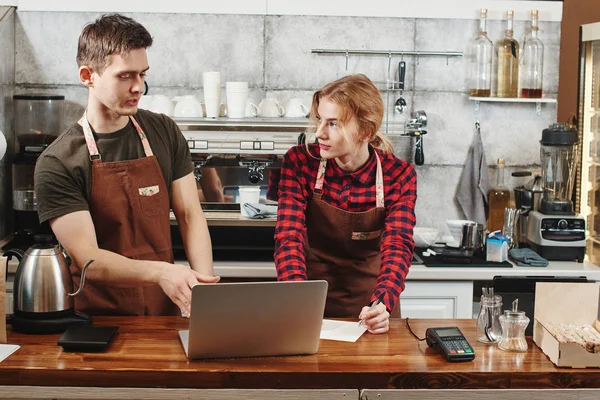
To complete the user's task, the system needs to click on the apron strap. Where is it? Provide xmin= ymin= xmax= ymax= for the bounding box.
xmin=313 ymin=150 xmax=384 ymax=208
xmin=78 ymin=111 xmax=154 ymax=161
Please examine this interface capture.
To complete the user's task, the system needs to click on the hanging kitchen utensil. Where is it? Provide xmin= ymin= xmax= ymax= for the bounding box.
xmin=394 ymin=61 xmax=407 ymax=114
xmin=413 ymin=110 xmax=426 ymax=165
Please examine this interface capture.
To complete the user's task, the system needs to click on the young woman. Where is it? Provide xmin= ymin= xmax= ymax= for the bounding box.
xmin=274 ymin=74 xmax=417 ymax=334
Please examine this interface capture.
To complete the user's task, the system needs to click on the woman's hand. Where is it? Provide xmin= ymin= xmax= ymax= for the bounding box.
xmin=358 ymin=303 xmax=390 ymax=334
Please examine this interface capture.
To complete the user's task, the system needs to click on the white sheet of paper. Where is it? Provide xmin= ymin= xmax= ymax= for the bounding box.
xmin=320 ymin=319 xmax=367 ymax=342
xmin=0 ymin=344 xmax=20 ymax=363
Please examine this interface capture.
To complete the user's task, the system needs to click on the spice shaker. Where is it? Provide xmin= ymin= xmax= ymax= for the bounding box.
xmin=498 ymin=299 xmax=530 ymax=352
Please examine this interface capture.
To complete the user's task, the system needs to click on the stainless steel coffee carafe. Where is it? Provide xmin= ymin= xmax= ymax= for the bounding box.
xmin=513 ymin=173 xmax=543 ymax=246
xmin=3 ymin=234 xmax=93 ymax=333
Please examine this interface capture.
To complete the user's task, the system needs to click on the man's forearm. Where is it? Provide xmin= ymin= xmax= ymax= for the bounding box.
xmin=69 ymin=247 xmax=166 ymax=288
xmin=179 ymin=210 xmax=214 ymax=276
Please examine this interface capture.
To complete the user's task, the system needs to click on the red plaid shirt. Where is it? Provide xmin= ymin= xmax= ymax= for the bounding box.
xmin=274 ymin=143 xmax=417 ymax=312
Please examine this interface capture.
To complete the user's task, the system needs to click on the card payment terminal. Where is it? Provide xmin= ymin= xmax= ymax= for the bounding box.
xmin=426 ymin=326 xmax=475 ymax=362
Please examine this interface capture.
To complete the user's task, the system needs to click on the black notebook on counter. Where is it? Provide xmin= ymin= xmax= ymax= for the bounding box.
xmin=416 ymin=247 xmax=513 ymax=268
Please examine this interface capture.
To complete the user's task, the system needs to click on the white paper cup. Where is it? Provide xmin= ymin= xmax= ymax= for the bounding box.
xmin=226 ymin=88 xmax=248 ymax=118
xmin=239 ymin=187 xmax=261 ymax=217
xmin=204 ymin=97 xmax=221 ymax=118
xmin=203 ymin=72 xmax=221 ymax=116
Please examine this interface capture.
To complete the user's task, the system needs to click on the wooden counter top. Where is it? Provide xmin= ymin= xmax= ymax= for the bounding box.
xmin=1 ymin=318 xmax=599 ymax=390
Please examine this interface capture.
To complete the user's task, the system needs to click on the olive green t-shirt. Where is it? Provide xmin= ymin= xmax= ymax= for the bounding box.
xmin=35 ymin=109 xmax=193 ymax=224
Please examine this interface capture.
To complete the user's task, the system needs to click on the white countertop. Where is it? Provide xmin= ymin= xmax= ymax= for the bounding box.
xmin=4 ymin=257 xmax=599 ymax=287
xmin=175 ymin=259 xmax=600 ymax=280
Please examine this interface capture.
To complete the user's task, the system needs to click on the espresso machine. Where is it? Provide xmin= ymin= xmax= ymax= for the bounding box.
xmin=9 ymin=94 xmax=64 ymax=249
xmin=527 ymin=123 xmax=586 ymax=262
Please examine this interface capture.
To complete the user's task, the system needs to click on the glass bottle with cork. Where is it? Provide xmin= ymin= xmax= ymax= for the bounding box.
xmin=497 ymin=10 xmax=520 ymax=98
xmin=487 ymin=158 xmax=511 ymax=232
xmin=469 ymin=8 xmax=494 ymax=97
xmin=520 ymin=10 xmax=544 ymax=98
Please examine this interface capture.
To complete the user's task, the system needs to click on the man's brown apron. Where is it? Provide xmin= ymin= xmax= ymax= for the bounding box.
xmin=70 ymin=112 xmax=179 ymax=316
xmin=305 ymin=152 xmax=400 ymax=318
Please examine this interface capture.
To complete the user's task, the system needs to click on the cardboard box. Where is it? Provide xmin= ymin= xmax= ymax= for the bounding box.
xmin=533 ymin=282 xmax=600 ymax=368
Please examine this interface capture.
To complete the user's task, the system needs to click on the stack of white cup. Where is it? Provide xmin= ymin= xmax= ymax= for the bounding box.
xmin=203 ymin=72 xmax=221 ymax=118
xmin=226 ymin=82 xmax=249 ymax=119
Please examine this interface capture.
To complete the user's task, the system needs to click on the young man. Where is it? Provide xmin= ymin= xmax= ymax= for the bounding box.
xmin=34 ymin=14 xmax=218 ymax=317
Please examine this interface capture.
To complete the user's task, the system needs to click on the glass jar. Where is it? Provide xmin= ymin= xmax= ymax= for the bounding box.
xmin=476 ymin=294 xmax=502 ymax=343
xmin=498 ymin=310 xmax=530 ymax=352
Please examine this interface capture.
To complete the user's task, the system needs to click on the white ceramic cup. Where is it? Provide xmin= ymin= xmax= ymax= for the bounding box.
xmin=258 ymin=98 xmax=285 ymax=118
xmin=245 ymin=100 xmax=259 ymax=117
xmin=137 ymin=95 xmax=153 ymax=110
xmin=0 ymin=128 xmax=6 ymax=161
xmin=172 ymin=95 xmax=204 ymax=118
xmin=151 ymin=95 xmax=173 ymax=116
xmin=284 ymin=98 xmax=309 ymax=118
xmin=226 ymin=82 xmax=249 ymax=118
xmin=238 ymin=186 xmax=261 ymax=217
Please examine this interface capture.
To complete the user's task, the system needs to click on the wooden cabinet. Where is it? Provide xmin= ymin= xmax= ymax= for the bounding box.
xmin=400 ymin=281 xmax=473 ymax=319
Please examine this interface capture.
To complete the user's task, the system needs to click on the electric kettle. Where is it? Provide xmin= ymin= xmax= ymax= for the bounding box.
xmin=3 ymin=234 xmax=93 ymax=334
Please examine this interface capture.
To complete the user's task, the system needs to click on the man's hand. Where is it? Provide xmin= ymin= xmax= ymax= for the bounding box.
xmin=157 ymin=264 xmax=220 ymax=317
xmin=358 ymin=303 xmax=390 ymax=334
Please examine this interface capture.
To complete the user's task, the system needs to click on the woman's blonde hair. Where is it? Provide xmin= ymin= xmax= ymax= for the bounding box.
xmin=306 ymin=74 xmax=394 ymax=154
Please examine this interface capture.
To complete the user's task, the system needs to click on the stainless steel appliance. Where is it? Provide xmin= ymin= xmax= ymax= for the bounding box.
xmin=9 ymin=94 xmax=64 ymax=250
xmin=3 ymin=234 xmax=92 ymax=334
xmin=172 ymin=114 xmax=428 ymax=275
xmin=512 ymin=172 xmax=543 ymax=246
xmin=527 ymin=123 xmax=586 ymax=262
xmin=576 ymin=21 xmax=600 ymax=265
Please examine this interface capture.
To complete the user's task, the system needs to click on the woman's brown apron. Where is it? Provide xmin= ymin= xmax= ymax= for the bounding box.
xmin=305 ymin=152 xmax=400 ymax=318
xmin=70 ymin=112 xmax=179 ymax=316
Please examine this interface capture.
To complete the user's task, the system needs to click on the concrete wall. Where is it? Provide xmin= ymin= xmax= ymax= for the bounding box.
xmin=12 ymin=11 xmax=561 ymax=232
xmin=0 ymin=7 xmax=15 ymax=243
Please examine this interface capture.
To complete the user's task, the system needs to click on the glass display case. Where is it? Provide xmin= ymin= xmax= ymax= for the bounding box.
xmin=577 ymin=22 xmax=600 ymax=264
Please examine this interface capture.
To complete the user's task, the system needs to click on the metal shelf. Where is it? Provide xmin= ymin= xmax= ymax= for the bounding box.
xmin=469 ymin=96 xmax=557 ymax=116
xmin=312 ymin=49 xmax=463 ymax=58
xmin=173 ymin=117 xmax=422 ymax=137
xmin=173 ymin=117 xmax=311 ymax=132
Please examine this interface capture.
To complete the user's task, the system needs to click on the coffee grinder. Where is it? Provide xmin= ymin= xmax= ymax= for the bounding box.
xmin=10 ymin=94 xmax=64 ymax=249
xmin=527 ymin=123 xmax=586 ymax=262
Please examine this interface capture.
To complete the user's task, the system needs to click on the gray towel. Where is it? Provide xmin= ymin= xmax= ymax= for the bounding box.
xmin=456 ymin=123 xmax=491 ymax=226
xmin=242 ymin=203 xmax=278 ymax=219
xmin=509 ymin=248 xmax=549 ymax=267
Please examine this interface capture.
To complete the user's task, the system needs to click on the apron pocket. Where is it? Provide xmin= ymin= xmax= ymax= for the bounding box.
xmin=139 ymin=185 xmax=161 ymax=217
xmin=351 ymin=229 xmax=382 ymax=240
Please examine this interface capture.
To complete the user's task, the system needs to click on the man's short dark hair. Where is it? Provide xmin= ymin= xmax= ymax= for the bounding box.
xmin=76 ymin=14 xmax=153 ymax=74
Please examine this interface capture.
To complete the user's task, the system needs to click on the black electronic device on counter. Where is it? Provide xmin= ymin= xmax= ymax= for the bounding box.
xmin=58 ymin=325 xmax=118 ymax=352
xmin=426 ymin=326 xmax=475 ymax=362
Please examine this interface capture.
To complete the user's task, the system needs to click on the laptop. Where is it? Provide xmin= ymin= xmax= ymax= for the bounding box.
xmin=179 ymin=280 xmax=328 ymax=359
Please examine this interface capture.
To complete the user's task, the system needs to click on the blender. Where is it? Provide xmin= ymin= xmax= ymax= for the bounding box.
xmin=527 ymin=123 xmax=586 ymax=262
